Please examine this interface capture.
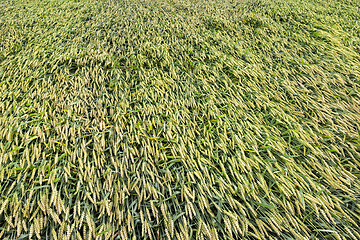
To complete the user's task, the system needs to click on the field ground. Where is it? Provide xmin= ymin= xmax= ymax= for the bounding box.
xmin=0 ymin=0 xmax=360 ymax=239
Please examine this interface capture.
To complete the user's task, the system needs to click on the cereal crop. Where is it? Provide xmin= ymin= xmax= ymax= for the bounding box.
xmin=0 ymin=0 xmax=359 ymax=239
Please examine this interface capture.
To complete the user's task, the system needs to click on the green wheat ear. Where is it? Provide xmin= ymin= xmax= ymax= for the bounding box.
xmin=0 ymin=0 xmax=359 ymax=239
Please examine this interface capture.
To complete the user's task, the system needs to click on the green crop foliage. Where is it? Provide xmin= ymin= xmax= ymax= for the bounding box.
xmin=0 ymin=0 xmax=359 ymax=239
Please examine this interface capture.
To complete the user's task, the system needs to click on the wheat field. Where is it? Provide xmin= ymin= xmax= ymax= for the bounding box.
xmin=0 ymin=0 xmax=359 ymax=239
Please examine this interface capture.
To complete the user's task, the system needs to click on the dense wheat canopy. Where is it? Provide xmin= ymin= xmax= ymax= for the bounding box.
xmin=0 ymin=0 xmax=360 ymax=239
